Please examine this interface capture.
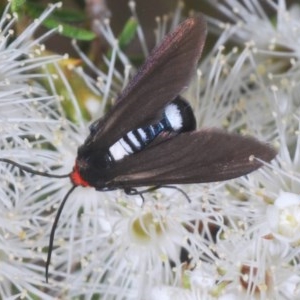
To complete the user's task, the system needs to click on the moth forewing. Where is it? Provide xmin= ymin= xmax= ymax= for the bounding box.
xmin=85 ymin=16 xmax=207 ymax=150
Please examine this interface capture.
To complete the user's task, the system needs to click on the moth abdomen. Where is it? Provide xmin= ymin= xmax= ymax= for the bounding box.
xmin=164 ymin=96 xmax=196 ymax=133
xmin=108 ymin=95 xmax=196 ymax=162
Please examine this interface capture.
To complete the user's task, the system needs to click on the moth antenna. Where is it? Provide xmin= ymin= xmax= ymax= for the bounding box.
xmin=0 ymin=158 xmax=70 ymax=178
xmin=45 ymin=185 xmax=77 ymax=283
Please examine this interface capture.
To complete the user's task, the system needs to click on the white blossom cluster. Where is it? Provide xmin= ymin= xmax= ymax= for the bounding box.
xmin=0 ymin=0 xmax=300 ymax=299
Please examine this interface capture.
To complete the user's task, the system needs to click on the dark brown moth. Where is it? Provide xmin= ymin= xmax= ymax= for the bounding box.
xmin=0 ymin=15 xmax=276 ymax=282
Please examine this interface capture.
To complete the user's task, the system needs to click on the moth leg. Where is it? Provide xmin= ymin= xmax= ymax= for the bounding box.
xmin=159 ymin=185 xmax=191 ymax=203
xmin=124 ymin=188 xmax=145 ymax=203
xmin=124 ymin=186 xmax=165 ymax=202
xmin=124 ymin=186 xmax=191 ymax=203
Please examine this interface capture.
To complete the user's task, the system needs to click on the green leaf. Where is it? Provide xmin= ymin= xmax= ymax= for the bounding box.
xmin=10 ymin=0 xmax=26 ymax=12
xmin=43 ymin=18 xmax=96 ymax=40
xmin=106 ymin=17 xmax=138 ymax=60
xmin=22 ymin=1 xmax=96 ymax=41
xmin=27 ymin=0 xmax=87 ymax=22
xmin=118 ymin=17 xmax=138 ymax=50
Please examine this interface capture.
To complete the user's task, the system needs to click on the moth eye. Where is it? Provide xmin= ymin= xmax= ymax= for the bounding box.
xmin=89 ymin=120 xmax=99 ymax=135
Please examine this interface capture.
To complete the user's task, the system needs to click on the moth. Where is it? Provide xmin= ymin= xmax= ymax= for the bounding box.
xmin=0 ymin=15 xmax=276 ymax=282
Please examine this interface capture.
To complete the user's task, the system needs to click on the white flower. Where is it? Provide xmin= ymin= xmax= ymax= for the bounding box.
xmin=3 ymin=0 xmax=300 ymax=299
xmin=267 ymin=191 xmax=300 ymax=244
xmin=198 ymin=1 xmax=300 ymax=299
xmin=0 ymin=2 xmax=78 ymax=299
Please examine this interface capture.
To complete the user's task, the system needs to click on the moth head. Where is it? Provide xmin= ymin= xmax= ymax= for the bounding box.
xmin=73 ymin=144 xmax=112 ymax=187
